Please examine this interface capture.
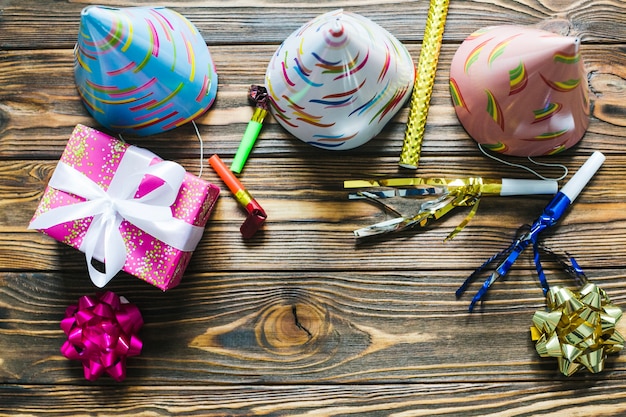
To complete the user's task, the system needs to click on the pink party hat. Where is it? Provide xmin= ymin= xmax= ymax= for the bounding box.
xmin=450 ymin=25 xmax=589 ymax=157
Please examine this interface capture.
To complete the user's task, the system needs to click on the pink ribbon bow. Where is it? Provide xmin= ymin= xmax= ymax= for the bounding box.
xmin=60 ymin=291 xmax=143 ymax=382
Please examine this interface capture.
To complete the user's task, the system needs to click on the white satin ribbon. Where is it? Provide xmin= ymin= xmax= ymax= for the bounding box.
xmin=29 ymin=146 xmax=204 ymax=288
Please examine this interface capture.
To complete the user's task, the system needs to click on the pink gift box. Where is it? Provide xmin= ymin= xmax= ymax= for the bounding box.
xmin=29 ymin=124 xmax=220 ymax=290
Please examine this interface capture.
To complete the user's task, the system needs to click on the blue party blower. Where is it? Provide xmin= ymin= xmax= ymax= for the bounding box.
xmin=457 ymin=151 xmax=606 ymax=311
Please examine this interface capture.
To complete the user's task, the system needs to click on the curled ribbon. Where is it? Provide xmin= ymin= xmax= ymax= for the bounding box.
xmin=29 ymin=145 xmax=204 ymax=287
xmin=60 ymin=291 xmax=143 ymax=382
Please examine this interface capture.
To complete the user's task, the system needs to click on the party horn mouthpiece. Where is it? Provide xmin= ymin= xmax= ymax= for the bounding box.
xmin=209 ymin=154 xmax=267 ymax=238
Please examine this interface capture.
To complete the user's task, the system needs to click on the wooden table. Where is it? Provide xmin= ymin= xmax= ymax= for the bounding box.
xmin=2 ymin=1 xmax=626 ymax=415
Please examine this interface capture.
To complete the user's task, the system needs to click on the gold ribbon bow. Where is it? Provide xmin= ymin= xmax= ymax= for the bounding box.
xmin=530 ymin=283 xmax=624 ymax=376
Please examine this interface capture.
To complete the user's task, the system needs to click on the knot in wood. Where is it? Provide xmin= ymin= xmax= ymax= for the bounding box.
xmin=255 ymin=301 xmax=327 ymax=356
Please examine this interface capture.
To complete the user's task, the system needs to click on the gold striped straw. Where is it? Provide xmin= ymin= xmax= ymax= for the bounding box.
xmin=399 ymin=0 xmax=450 ymax=169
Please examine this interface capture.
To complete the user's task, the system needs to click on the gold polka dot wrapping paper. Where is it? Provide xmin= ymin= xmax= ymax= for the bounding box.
xmin=28 ymin=124 xmax=221 ymax=290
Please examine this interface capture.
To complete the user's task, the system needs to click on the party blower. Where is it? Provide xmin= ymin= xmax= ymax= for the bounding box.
xmin=230 ymin=85 xmax=269 ymax=174
xmin=457 ymin=151 xmax=605 ymax=312
xmin=209 ymin=155 xmax=267 ymax=238
xmin=345 ymin=176 xmax=558 ymax=241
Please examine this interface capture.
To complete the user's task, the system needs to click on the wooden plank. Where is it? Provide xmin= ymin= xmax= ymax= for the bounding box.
xmin=9 ymin=215 xmax=626 ymax=273
xmin=1 ymin=270 xmax=625 ymax=385
xmin=4 ymin=153 xmax=626 ymax=272
xmin=2 ymin=0 xmax=626 ymax=49
xmin=1 ymin=45 xmax=626 ymax=160
xmin=3 ymin=381 xmax=626 ymax=416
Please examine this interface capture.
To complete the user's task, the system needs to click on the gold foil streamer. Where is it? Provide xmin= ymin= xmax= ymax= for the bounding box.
xmin=399 ymin=0 xmax=450 ymax=169
xmin=346 ymin=177 xmax=497 ymax=240
xmin=530 ymin=283 xmax=624 ymax=376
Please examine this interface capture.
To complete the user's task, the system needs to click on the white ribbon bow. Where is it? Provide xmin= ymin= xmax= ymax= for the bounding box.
xmin=29 ymin=146 xmax=204 ymax=288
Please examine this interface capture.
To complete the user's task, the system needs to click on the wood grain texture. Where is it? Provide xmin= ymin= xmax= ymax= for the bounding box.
xmin=2 ymin=0 xmax=626 ymax=415
xmin=2 ymin=270 xmax=626 ymax=385
xmin=2 ymin=0 xmax=626 ymax=48
xmin=3 ymin=382 xmax=626 ymax=416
